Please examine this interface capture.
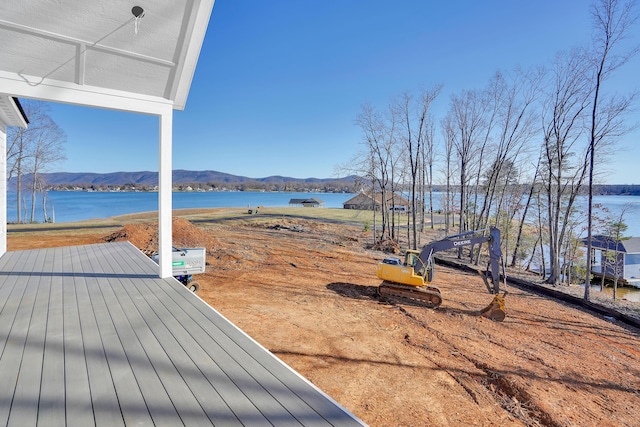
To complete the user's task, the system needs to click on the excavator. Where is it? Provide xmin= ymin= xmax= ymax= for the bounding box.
xmin=376 ymin=227 xmax=507 ymax=321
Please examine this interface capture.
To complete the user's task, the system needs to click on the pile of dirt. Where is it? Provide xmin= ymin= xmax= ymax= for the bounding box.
xmin=370 ymin=237 xmax=401 ymax=254
xmin=104 ymin=217 xmax=218 ymax=255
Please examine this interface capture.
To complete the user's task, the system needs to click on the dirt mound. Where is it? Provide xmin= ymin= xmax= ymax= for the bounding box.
xmin=371 ymin=237 xmax=401 ymax=253
xmin=104 ymin=217 xmax=217 ymax=255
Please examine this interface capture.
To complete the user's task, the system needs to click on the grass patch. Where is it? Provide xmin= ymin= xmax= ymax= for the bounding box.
xmin=7 ymin=207 xmax=376 ymax=233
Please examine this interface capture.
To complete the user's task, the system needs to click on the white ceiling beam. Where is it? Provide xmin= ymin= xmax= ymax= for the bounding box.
xmin=0 ymin=19 xmax=176 ymax=68
xmin=76 ymin=43 xmax=85 ymax=85
xmin=0 ymin=70 xmax=174 ymax=115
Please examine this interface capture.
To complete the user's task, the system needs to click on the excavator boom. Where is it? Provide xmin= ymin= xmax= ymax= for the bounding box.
xmin=417 ymin=227 xmax=502 ymax=294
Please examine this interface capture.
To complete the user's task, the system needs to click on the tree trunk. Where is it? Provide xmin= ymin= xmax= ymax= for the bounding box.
xmin=510 ymin=183 xmax=534 ymax=267
xmin=30 ymin=172 xmax=38 ymax=223
xmin=16 ymin=158 xmax=22 ymax=223
xmin=526 ymin=235 xmax=540 ymax=273
xmin=42 ymin=189 xmax=48 ymax=223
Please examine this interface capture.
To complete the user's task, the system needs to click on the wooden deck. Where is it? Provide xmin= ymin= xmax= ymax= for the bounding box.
xmin=0 ymin=242 xmax=365 ymax=426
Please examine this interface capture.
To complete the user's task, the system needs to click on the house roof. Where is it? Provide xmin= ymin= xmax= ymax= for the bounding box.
xmin=622 ymin=237 xmax=640 ymax=253
xmin=0 ymin=1 xmax=214 ymax=113
xmin=289 ymin=198 xmax=324 ymax=204
xmin=343 ymin=194 xmax=370 ymax=206
xmin=0 ymin=95 xmax=28 ymax=128
xmin=586 ymin=235 xmax=640 ymax=253
xmin=343 ymin=191 xmax=410 ymax=206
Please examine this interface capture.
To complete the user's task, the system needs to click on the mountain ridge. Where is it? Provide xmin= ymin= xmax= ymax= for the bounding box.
xmin=20 ymin=170 xmax=360 ymax=187
xmin=11 ymin=171 xmax=640 ymax=195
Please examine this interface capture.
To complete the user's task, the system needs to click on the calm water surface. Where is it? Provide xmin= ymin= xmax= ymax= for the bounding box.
xmin=588 ymin=284 xmax=640 ymax=302
xmin=6 ymin=191 xmax=356 ymax=223
xmin=9 ymin=191 xmax=640 ymax=230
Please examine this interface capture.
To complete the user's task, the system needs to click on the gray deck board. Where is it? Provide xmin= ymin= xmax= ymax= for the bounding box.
xmin=101 ymin=246 xmax=275 ymax=426
xmin=8 ymin=249 xmax=47 ymax=427
xmin=84 ymin=248 xmax=209 ymax=426
xmin=0 ymin=242 xmax=365 ymax=426
xmin=39 ymin=247 xmax=67 ymax=427
xmin=106 ymin=248 xmax=300 ymax=418
xmin=0 ymin=249 xmax=39 ymax=426
xmin=62 ymin=245 xmax=95 ymax=427
xmin=73 ymin=247 xmax=124 ymax=427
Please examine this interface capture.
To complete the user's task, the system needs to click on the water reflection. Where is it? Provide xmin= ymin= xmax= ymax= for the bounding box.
xmin=589 ymin=284 xmax=640 ymax=303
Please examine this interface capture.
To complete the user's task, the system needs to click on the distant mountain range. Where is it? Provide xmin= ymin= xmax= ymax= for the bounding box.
xmin=11 ymin=170 xmax=639 ymax=195
xmin=18 ymin=170 xmax=360 ymax=187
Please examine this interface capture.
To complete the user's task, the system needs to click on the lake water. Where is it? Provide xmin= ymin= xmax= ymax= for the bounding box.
xmin=7 ymin=191 xmax=640 ymax=235
xmin=579 ymin=195 xmax=640 ymax=237
xmin=6 ymin=191 xmax=356 ymax=223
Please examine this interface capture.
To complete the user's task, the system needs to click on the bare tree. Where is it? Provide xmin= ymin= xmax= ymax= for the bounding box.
xmin=474 ymin=69 xmax=540 ymax=234
xmin=539 ymin=48 xmax=591 ymax=285
xmin=440 ymin=115 xmax=457 ymax=235
xmin=468 ymin=78 xmax=500 ymax=233
xmin=6 ymin=126 xmax=28 ymax=222
xmin=27 ymin=114 xmax=66 ymax=222
xmin=510 ymin=155 xmax=542 ymax=267
xmin=354 ymin=102 xmax=402 ymax=242
xmin=6 ymin=100 xmax=66 ymax=223
xmin=423 ymin=119 xmax=436 ymax=230
xmin=446 ymin=89 xmax=487 ymax=239
xmin=394 ymin=86 xmax=441 ymax=249
xmin=604 ymin=206 xmax=629 ymax=300
xmin=583 ymin=0 xmax=638 ymax=300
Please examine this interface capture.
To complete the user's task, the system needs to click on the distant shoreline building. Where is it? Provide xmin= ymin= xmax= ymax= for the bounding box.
xmin=288 ymin=197 xmax=324 ymax=208
xmin=342 ymin=191 xmax=410 ymax=211
xmin=584 ymin=235 xmax=640 ymax=288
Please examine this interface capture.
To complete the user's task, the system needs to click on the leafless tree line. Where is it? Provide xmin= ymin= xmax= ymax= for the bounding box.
xmin=6 ymin=100 xmax=66 ymax=223
xmin=347 ymin=0 xmax=638 ymax=299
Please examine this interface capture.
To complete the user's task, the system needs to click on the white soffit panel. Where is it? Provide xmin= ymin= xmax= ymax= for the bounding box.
xmin=84 ymin=50 xmax=171 ymax=97
xmin=0 ymin=95 xmax=28 ymax=128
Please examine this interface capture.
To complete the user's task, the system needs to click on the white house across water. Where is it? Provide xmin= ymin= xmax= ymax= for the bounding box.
xmin=587 ymin=235 xmax=640 ymax=288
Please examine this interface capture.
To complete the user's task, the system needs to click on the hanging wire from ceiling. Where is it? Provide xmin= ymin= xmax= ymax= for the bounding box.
xmin=132 ymin=6 xmax=145 ymax=35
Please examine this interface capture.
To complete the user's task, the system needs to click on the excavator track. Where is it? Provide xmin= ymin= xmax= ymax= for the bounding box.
xmin=378 ymin=282 xmax=443 ymax=308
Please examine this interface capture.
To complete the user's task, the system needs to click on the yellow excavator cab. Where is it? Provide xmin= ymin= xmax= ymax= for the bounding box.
xmin=377 ymin=249 xmax=435 ymax=289
xmin=405 ymin=250 xmax=419 ymax=268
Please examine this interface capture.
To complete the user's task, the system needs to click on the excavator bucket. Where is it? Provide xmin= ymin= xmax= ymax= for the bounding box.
xmin=476 ymin=293 xmax=506 ymax=322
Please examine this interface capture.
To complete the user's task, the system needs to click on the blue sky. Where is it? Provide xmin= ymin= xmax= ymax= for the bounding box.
xmin=46 ymin=0 xmax=640 ymax=183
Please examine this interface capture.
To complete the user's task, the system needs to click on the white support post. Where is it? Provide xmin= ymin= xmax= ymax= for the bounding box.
xmin=158 ymin=107 xmax=173 ymax=278
xmin=0 ymin=124 xmax=6 ymax=257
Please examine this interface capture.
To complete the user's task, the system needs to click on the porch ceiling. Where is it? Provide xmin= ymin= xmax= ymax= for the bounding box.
xmin=0 ymin=0 xmax=214 ymax=112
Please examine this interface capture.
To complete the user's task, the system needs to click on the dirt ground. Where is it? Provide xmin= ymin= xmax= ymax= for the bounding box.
xmin=8 ymin=213 xmax=640 ymax=427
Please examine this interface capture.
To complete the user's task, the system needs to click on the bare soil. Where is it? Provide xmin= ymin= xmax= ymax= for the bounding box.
xmin=8 ymin=213 xmax=640 ymax=427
